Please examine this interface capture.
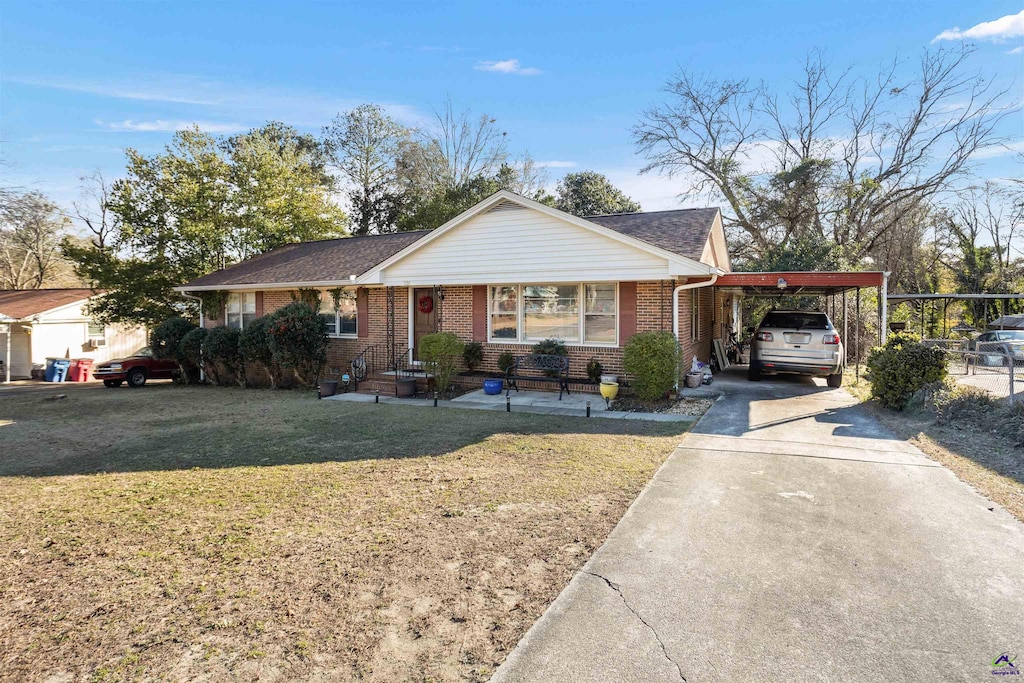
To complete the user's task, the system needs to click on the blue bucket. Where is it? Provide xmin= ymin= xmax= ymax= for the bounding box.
xmin=483 ymin=378 xmax=503 ymax=395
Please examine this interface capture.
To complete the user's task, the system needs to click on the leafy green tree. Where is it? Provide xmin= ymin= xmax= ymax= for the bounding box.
xmin=554 ymin=171 xmax=641 ymax=217
xmin=66 ymin=124 xmax=347 ymax=326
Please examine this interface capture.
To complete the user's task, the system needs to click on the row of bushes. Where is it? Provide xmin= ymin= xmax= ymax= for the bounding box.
xmin=151 ymin=302 xmax=327 ymax=388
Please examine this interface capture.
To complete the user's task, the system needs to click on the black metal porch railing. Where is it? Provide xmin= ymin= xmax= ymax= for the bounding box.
xmin=351 ymin=342 xmax=416 ymax=392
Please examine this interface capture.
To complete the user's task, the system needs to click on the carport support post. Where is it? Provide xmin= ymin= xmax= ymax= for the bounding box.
xmin=855 ymin=288 xmax=861 ymax=381
xmin=880 ymin=272 xmax=890 ymax=345
xmin=842 ymin=290 xmax=847 ymax=365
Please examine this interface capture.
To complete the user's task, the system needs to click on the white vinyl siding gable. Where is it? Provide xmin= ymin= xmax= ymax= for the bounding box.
xmin=380 ymin=204 xmax=679 ymax=285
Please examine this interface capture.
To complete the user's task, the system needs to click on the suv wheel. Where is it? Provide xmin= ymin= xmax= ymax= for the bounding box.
xmin=127 ymin=368 xmax=147 ymax=388
xmin=826 ymin=371 xmax=843 ymax=388
xmin=748 ymin=364 xmax=762 ymax=382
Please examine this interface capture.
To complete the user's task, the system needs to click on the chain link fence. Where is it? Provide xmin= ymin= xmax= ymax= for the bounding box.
xmin=923 ymin=339 xmax=1023 ymax=403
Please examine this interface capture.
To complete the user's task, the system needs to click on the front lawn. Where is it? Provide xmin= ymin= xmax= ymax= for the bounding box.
xmin=0 ymin=385 xmax=687 ymax=681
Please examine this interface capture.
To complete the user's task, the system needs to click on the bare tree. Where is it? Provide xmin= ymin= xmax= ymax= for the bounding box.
xmin=0 ymin=192 xmax=73 ymax=289
xmin=635 ymin=45 xmax=1013 ymax=267
xmin=323 ymin=104 xmax=409 ymax=235
xmin=416 ymin=97 xmax=508 ymax=190
xmin=72 ymin=170 xmax=117 ymax=249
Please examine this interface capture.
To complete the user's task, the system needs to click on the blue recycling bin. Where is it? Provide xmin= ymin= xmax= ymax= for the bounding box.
xmin=44 ymin=358 xmax=58 ymax=382
xmin=49 ymin=359 xmax=71 ymax=382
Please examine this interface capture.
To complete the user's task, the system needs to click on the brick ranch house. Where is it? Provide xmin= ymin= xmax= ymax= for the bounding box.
xmin=176 ymin=190 xmax=738 ymax=389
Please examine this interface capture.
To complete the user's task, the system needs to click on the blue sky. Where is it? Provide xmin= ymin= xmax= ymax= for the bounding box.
xmin=1 ymin=0 xmax=1022 ymax=221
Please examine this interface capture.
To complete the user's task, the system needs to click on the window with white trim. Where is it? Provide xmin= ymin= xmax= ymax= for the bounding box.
xmin=227 ymin=292 xmax=256 ymax=329
xmin=488 ymin=283 xmax=617 ymax=345
xmin=87 ymin=322 xmax=106 ymax=340
xmin=690 ymin=289 xmax=700 ymax=341
xmin=319 ymin=290 xmax=357 ymax=337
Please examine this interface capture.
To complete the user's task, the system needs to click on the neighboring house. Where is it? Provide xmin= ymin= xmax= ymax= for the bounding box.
xmin=176 ymin=191 xmax=735 ymax=384
xmin=0 ymin=289 xmax=148 ymax=381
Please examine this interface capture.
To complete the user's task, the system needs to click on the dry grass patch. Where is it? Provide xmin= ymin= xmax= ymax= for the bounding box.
xmin=0 ymin=384 xmax=686 ymax=682
xmin=845 ymin=371 xmax=1024 ymax=523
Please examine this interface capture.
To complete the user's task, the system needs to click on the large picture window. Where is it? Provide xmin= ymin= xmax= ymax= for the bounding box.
xmin=489 ymin=283 xmax=617 ymax=345
xmin=524 ymin=285 xmax=579 ymax=341
xmin=227 ymin=292 xmax=256 ymax=329
xmin=320 ymin=290 xmax=357 ymax=337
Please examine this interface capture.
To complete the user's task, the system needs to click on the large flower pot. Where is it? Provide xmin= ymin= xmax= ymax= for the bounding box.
xmin=318 ymin=379 xmax=339 ymax=397
xmin=599 ymin=381 xmax=620 ymax=402
xmin=396 ymin=378 xmax=417 ymax=398
xmin=483 ymin=378 xmax=503 ymax=395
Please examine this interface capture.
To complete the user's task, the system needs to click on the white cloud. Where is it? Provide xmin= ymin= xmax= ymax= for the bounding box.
xmin=932 ymin=10 xmax=1024 ymax=43
xmin=6 ymin=74 xmax=426 ymax=128
xmin=474 ymin=59 xmax=542 ymax=76
xmin=97 ymin=119 xmax=247 ymax=133
xmin=535 ymin=160 xmax=576 ymax=168
xmin=1007 ymin=45 xmax=1024 ymax=54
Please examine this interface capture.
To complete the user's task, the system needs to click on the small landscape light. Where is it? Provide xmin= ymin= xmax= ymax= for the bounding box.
xmin=586 ymin=400 xmax=591 ymax=418
xmin=506 ymin=395 xmax=511 ymax=413
xmin=375 ymin=388 xmax=380 ymax=404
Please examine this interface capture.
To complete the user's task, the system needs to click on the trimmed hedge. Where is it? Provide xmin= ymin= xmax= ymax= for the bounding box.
xmin=623 ymin=331 xmax=680 ymax=401
xmin=419 ymin=332 xmax=464 ymax=395
xmin=266 ymin=302 xmax=328 ymax=386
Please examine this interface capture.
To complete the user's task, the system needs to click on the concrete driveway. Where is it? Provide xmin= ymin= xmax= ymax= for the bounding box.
xmin=493 ymin=369 xmax=1024 ymax=682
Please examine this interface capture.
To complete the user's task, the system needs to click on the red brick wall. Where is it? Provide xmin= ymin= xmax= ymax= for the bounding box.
xmin=205 ymin=281 xmax=718 ymax=382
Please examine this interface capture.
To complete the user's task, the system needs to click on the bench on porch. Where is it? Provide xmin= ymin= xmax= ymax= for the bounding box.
xmin=505 ymin=354 xmax=571 ymax=400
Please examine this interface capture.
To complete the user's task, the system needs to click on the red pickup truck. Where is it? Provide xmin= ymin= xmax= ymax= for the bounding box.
xmin=92 ymin=347 xmax=179 ymax=387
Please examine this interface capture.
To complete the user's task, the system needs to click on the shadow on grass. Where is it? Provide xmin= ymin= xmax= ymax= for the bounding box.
xmin=0 ymin=383 xmax=689 ymax=478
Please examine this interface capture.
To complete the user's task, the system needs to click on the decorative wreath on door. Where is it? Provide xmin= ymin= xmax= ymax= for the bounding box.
xmin=418 ymin=294 xmax=434 ymax=314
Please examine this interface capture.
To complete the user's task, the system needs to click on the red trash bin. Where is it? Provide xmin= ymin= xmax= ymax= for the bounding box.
xmin=69 ymin=358 xmax=95 ymax=382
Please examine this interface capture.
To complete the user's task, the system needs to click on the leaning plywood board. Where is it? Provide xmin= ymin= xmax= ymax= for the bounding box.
xmin=713 ymin=338 xmax=729 ymax=371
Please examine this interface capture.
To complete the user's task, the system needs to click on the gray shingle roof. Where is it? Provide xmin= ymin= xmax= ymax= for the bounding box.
xmin=181 ymin=231 xmax=428 ymax=289
xmin=180 ymin=205 xmax=721 ymax=290
xmin=585 ymin=207 xmax=720 ymax=262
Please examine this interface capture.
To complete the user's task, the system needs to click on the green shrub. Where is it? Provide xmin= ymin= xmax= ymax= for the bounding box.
xmin=586 ymin=357 xmax=603 ymax=382
xmin=497 ymin=350 xmax=516 ymax=374
xmin=204 ymin=325 xmax=245 ymax=387
xmin=267 ymin=302 xmax=328 ymax=386
xmin=151 ymin=317 xmax=198 ymax=383
xmin=179 ymin=327 xmax=210 ymax=384
xmin=240 ymin=316 xmax=279 ymax=388
xmin=420 ymin=332 xmax=464 ymax=396
xmin=865 ymin=332 xmax=947 ymax=410
xmin=623 ymin=331 xmax=680 ymax=401
xmin=463 ymin=341 xmax=483 ymax=371
xmin=531 ymin=338 xmax=568 ymax=357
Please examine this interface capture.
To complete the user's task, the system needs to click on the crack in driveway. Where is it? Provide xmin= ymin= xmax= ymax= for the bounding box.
xmin=584 ymin=571 xmax=687 ymax=682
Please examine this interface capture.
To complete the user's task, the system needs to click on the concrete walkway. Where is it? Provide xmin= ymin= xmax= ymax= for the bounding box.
xmin=326 ymin=389 xmax=703 ymax=422
xmin=492 ymin=369 xmax=1024 ymax=682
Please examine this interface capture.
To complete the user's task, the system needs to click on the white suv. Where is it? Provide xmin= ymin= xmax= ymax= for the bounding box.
xmin=748 ymin=310 xmax=845 ymax=387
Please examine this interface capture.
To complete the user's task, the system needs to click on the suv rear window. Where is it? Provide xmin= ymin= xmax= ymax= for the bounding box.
xmin=759 ymin=312 xmax=832 ymax=330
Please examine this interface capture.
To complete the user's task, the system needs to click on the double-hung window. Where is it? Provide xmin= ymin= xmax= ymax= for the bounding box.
xmin=87 ymin=322 xmax=106 ymax=341
xmin=489 ymin=283 xmax=617 ymax=345
xmin=227 ymin=292 xmax=256 ymax=329
xmin=320 ymin=290 xmax=357 ymax=337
